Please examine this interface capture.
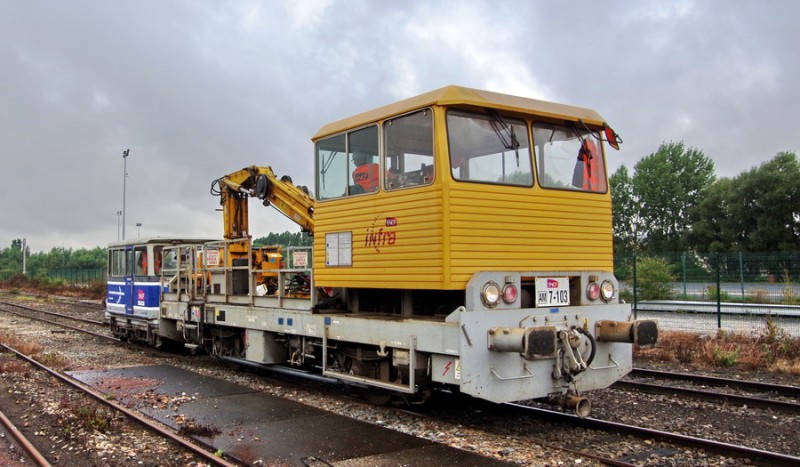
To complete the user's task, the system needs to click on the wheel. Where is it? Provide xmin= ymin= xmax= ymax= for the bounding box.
xmin=362 ymin=388 xmax=392 ymax=406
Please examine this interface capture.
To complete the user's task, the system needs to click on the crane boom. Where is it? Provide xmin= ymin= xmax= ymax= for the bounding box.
xmin=213 ymin=165 xmax=315 ymax=240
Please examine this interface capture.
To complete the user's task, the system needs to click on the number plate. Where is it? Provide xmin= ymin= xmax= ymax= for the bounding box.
xmin=535 ymin=277 xmax=570 ymax=307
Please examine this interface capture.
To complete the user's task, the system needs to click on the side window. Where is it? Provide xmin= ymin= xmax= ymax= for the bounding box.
xmin=532 ymin=123 xmax=607 ymax=193
xmin=109 ymin=249 xmax=126 ymax=277
xmin=348 ymin=126 xmax=379 ymax=194
xmin=316 ymin=134 xmax=346 ymax=200
xmin=447 ymin=110 xmax=533 ymax=186
xmin=316 ymin=125 xmax=380 ymax=199
xmin=384 ymin=109 xmax=434 ymax=190
xmin=134 ymin=246 xmax=148 ymax=276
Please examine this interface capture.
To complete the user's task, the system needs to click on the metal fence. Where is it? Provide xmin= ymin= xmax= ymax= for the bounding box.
xmin=0 ymin=268 xmax=106 ymax=285
xmin=46 ymin=268 xmax=106 ymax=284
xmin=616 ymin=252 xmax=800 ymax=336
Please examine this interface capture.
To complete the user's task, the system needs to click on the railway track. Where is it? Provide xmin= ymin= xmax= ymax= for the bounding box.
xmin=507 ymin=402 xmax=800 ymax=466
xmin=3 ymin=293 xmax=799 ymax=465
xmin=0 ymin=342 xmax=241 ymax=467
xmin=0 ymin=405 xmax=51 ymax=466
xmin=0 ymin=300 xmax=111 ymax=340
xmin=616 ymin=368 xmax=800 ymax=414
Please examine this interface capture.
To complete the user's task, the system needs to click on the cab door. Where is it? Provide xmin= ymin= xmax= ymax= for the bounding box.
xmin=125 ymin=246 xmax=135 ymax=315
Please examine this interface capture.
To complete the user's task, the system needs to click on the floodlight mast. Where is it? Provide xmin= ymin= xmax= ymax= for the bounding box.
xmin=122 ymin=149 xmax=130 ymax=240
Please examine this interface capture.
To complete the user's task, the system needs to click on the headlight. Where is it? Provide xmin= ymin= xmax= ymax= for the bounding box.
xmin=586 ymin=282 xmax=600 ymax=301
xmin=502 ymin=283 xmax=518 ymax=304
xmin=481 ymin=281 xmax=501 ymax=308
xmin=600 ymin=280 xmax=615 ymax=301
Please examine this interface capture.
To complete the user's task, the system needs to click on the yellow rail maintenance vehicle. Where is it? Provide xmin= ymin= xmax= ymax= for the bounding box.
xmin=160 ymin=85 xmax=656 ymax=415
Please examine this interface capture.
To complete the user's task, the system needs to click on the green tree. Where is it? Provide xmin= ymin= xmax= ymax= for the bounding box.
xmin=253 ymin=231 xmax=313 ymax=247
xmin=0 ymin=239 xmax=24 ymax=274
xmin=729 ymin=152 xmax=800 ymax=252
xmin=685 ymin=178 xmax=735 ymax=253
xmin=633 ymin=142 xmax=715 ymax=252
xmin=688 ymin=152 xmax=800 ymax=254
xmin=69 ymin=247 xmax=107 ymax=269
xmin=610 ymin=164 xmax=640 ymax=255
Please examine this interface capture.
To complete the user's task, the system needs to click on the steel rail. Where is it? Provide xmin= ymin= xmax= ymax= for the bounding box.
xmin=0 ymin=300 xmax=106 ymax=325
xmin=613 ymin=380 xmax=800 ymax=414
xmin=0 ymin=343 xmax=241 ymax=467
xmin=507 ymin=403 xmax=800 ymax=467
xmin=0 ymin=302 xmax=113 ymax=341
xmin=0 ymin=407 xmax=52 ymax=467
xmin=630 ymin=367 xmax=800 ymax=398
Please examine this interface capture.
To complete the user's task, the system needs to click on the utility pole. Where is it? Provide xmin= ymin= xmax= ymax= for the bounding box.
xmin=22 ymin=238 xmax=27 ymax=275
xmin=122 ymin=149 xmax=130 ymax=240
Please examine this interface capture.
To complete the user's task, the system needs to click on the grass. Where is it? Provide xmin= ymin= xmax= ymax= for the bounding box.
xmin=0 ymin=273 xmax=105 ymax=300
xmin=636 ymin=321 xmax=800 ymax=375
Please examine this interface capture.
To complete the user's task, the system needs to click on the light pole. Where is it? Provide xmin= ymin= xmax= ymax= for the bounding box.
xmin=116 ymin=210 xmax=122 ymax=241
xmin=122 ymin=149 xmax=130 ymax=240
xmin=136 ymin=222 xmax=142 ymax=237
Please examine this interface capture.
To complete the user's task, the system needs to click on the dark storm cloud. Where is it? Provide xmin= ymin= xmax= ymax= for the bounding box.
xmin=1 ymin=1 xmax=797 ymax=251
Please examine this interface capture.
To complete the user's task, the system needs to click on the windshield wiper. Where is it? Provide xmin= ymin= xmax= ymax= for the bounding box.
xmin=488 ymin=110 xmax=521 ymax=165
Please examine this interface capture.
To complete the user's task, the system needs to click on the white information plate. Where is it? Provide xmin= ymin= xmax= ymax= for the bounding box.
xmin=535 ymin=277 xmax=570 ymax=307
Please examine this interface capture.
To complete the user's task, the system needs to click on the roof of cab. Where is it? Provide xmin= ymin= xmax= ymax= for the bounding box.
xmin=311 ymin=85 xmax=607 ymax=141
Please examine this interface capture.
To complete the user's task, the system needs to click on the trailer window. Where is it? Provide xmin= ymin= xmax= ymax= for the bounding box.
xmin=384 ymin=109 xmax=434 ymax=190
xmin=533 ymin=122 xmax=607 ymax=193
xmin=109 ymin=249 xmax=126 ymax=277
xmin=153 ymin=246 xmax=163 ymax=275
xmin=134 ymin=247 xmax=148 ymax=276
xmin=447 ymin=110 xmax=533 ymax=186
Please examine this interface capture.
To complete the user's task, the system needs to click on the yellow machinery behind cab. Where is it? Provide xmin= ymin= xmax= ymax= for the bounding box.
xmin=210 ymin=166 xmax=314 ymax=295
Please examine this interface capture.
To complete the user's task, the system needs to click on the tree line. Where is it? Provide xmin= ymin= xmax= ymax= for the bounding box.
xmin=0 ymin=231 xmax=311 ymax=280
xmin=612 ymin=142 xmax=799 ymax=256
xmin=0 ymin=239 xmax=106 ymax=278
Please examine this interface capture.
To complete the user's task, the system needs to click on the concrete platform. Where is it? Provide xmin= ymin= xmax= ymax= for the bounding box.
xmin=68 ymin=364 xmax=509 ymax=466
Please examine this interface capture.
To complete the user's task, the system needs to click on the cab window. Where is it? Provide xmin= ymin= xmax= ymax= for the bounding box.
xmin=447 ymin=110 xmax=533 ymax=186
xmin=532 ymin=122 xmax=607 ymax=193
xmin=384 ymin=109 xmax=434 ymax=190
xmin=316 ymin=125 xmax=379 ymax=199
xmin=134 ymin=247 xmax=148 ymax=276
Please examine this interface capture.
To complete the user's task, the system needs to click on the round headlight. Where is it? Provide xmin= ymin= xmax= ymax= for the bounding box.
xmin=502 ymin=283 xmax=518 ymax=304
xmin=586 ymin=282 xmax=600 ymax=301
xmin=481 ymin=281 xmax=501 ymax=308
xmin=600 ymin=280 xmax=615 ymax=301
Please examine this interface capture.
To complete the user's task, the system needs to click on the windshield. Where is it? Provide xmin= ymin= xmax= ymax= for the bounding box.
xmin=533 ymin=122 xmax=607 ymax=193
xmin=447 ymin=110 xmax=533 ymax=186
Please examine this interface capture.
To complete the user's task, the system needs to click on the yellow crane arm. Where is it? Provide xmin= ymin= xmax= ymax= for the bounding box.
xmin=213 ymin=165 xmax=315 ymax=240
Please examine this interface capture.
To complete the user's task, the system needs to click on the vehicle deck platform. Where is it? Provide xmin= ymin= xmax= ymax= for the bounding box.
xmin=68 ymin=364 xmax=508 ymax=466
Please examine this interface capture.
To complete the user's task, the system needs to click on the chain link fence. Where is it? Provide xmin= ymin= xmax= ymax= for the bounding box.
xmin=616 ymin=252 xmax=800 ymax=336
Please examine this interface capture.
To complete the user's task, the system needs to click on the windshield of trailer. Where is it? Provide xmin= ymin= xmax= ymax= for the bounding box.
xmin=446 ymin=110 xmax=533 ymax=186
xmin=532 ymin=122 xmax=608 ymax=193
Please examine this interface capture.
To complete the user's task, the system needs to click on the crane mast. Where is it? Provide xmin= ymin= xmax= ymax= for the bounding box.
xmin=210 ymin=165 xmax=315 ymax=285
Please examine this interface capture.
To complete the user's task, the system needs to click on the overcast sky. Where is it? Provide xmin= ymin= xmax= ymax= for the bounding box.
xmin=2 ymin=1 xmax=797 ymax=253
